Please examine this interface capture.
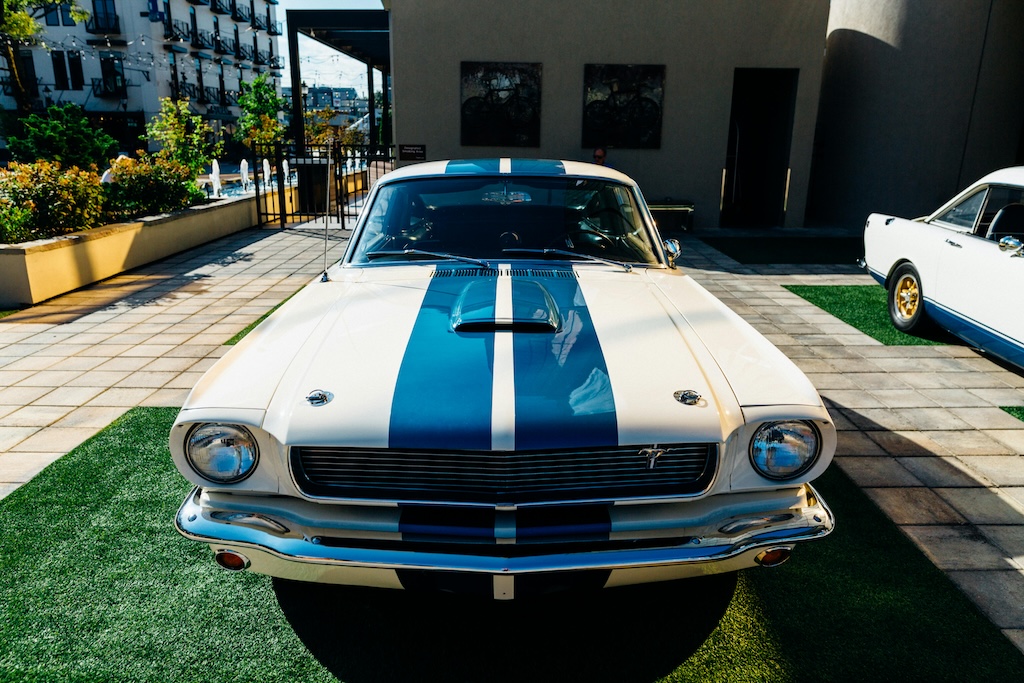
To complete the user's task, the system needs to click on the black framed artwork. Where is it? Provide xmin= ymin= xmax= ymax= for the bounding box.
xmin=582 ymin=64 xmax=665 ymax=149
xmin=461 ymin=62 xmax=542 ymax=147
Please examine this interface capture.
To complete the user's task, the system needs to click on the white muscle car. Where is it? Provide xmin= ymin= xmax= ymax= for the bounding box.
xmin=170 ymin=159 xmax=836 ymax=599
xmin=863 ymin=166 xmax=1024 ymax=368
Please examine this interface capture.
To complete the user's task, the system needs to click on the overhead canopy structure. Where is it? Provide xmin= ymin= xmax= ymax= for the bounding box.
xmin=285 ymin=9 xmax=391 ymax=146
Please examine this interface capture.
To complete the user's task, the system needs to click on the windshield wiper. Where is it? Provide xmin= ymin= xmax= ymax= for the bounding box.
xmin=366 ymin=249 xmax=490 ymax=268
xmin=501 ymin=248 xmax=632 ymax=272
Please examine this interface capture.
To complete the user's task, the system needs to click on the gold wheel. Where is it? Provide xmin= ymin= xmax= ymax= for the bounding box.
xmin=893 ymin=274 xmax=919 ymax=322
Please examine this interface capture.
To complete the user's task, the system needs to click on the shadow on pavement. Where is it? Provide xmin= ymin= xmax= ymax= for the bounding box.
xmin=274 ymin=572 xmax=737 ymax=683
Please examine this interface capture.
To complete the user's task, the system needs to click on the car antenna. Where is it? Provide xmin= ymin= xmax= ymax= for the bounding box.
xmin=320 ymin=138 xmax=333 ymax=282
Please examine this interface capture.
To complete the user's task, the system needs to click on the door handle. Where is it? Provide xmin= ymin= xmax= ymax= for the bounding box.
xmin=945 ymin=239 xmax=962 ymax=248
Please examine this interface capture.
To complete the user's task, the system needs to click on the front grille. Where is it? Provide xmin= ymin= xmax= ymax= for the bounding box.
xmin=291 ymin=443 xmax=717 ymax=505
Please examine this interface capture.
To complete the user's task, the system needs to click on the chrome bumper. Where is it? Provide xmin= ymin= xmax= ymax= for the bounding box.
xmin=175 ymin=485 xmax=834 ymax=595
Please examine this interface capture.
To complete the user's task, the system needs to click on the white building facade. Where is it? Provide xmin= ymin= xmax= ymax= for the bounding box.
xmin=1 ymin=0 xmax=283 ymax=156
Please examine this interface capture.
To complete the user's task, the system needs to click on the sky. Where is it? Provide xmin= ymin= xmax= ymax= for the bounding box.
xmin=276 ymin=0 xmax=385 ymax=96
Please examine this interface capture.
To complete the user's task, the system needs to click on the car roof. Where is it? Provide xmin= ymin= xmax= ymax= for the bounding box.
xmin=974 ymin=166 xmax=1024 ymax=188
xmin=377 ymin=158 xmax=639 ymax=187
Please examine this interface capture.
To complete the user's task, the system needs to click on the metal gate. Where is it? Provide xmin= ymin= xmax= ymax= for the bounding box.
xmin=254 ymin=142 xmax=395 ymax=228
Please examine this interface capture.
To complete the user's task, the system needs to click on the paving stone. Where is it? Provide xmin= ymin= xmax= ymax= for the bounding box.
xmin=862 ymin=487 xmax=966 ymax=525
xmin=9 ymin=427 xmax=100 ymax=453
xmin=901 ymin=525 xmax=1012 ymax=570
xmin=835 ymin=430 xmax=888 ymax=456
xmin=935 ymin=488 xmax=1024 ymax=525
xmin=954 ymin=407 xmax=1024 ymax=430
xmin=921 ymin=430 xmax=1017 ymax=456
xmin=0 ymin=452 xmax=64 ymax=481
xmin=947 ymin=569 xmax=1024 ymax=629
xmin=834 ymin=457 xmax=923 ymax=487
xmin=898 ymin=456 xmax=993 ymax=488
xmin=0 ymin=405 xmax=75 ymax=428
xmin=865 ymin=430 xmax=947 ymax=457
xmin=978 ymin=525 xmax=1024 ymax=570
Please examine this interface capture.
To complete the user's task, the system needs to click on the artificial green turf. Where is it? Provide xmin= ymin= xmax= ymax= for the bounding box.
xmin=1003 ymin=406 xmax=1024 ymax=422
xmin=2 ymin=408 xmax=1023 ymax=682
xmin=784 ymin=284 xmax=947 ymax=346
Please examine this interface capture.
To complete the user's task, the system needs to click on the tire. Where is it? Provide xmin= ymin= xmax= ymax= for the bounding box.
xmin=887 ymin=262 xmax=928 ymax=333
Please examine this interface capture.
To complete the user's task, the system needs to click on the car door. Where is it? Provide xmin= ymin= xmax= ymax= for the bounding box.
xmin=931 ymin=190 xmax=1024 ymax=361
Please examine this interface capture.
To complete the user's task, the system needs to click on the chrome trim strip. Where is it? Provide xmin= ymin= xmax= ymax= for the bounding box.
xmin=175 ymin=484 xmax=834 ymax=575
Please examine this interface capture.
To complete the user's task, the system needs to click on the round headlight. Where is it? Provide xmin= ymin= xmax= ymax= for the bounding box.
xmin=749 ymin=421 xmax=820 ymax=480
xmin=186 ymin=423 xmax=259 ymax=484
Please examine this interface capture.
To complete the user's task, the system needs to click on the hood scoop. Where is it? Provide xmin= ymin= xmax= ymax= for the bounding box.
xmin=451 ymin=279 xmax=561 ymax=332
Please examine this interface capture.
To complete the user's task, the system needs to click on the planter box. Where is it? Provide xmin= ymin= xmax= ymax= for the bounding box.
xmin=0 ymin=196 xmax=259 ymax=308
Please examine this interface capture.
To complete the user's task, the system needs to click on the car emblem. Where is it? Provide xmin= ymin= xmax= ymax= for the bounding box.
xmin=674 ymin=389 xmax=702 ymax=405
xmin=305 ymin=390 xmax=333 ymax=406
xmin=639 ymin=447 xmax=666 ymax=470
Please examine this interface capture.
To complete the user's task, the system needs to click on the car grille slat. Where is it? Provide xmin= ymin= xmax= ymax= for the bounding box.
xmin=292 ymin=444 xmax=717 ymax=505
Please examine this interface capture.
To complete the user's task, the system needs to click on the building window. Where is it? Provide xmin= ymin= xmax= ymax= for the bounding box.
xmin=69 ymin=51 xmax=84 ymax=90
xmin=92 ymin=0 xmax=117 ymax=32
xmin=99 ymin=52 xmax=126 ymax=97
xmin=45 ymin=3 xmax=76 ymax=26
xmin=18 ymin=49 xmax=38 ymax=97
xmin=51 ymin=51 xmax=84 ymax=91
xmin=52 ymin=51 xmax=70 ymax=90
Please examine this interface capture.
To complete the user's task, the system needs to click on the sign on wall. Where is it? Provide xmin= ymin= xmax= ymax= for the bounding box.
xmin=582 ymin=64 xmax=665 ymax=149
xmin=460 ymin=62 xmax=542 ymax=147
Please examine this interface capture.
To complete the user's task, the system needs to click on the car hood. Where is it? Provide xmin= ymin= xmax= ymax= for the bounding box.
xmin=182 ymin=264 xmax=822 ymax=450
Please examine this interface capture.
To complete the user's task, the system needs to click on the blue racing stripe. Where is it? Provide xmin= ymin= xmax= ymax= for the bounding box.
xmin=444 ymin=159 xmax=501 ymax=175
xmin=509 ymin=159 xmax=566 ymax=176
xmin=389 ymin=267 xmax=495 ymax=449
xmin=512 ymin=268 xmax=618 ymax=450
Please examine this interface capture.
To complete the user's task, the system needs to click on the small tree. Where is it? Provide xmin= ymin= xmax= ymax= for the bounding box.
xmin=7 ymin=103 xmax=117 ymax=169
xmin=236 ymin=73 xmax=285 ymax=148
xmin=145 ymin=98 xmax=223 ymax=179
xmin=0 ymin=1 xmax=88 ymax=113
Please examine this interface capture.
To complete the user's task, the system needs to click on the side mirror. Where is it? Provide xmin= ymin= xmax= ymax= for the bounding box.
xmin=663 ymin=239 xmax=681 ymax=267
xmin=998 ymin=235 xmax=1023 ymax=256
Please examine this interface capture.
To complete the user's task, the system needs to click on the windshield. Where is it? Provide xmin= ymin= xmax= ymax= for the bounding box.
xmin=348 ymin=176 xmax=660 ymax=265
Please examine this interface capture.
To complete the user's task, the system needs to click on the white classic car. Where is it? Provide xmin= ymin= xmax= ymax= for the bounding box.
xmin=170 ymin=159 xmax=836 ymax=599
xmin=863 ymin=166 xmax=1024 ymax=368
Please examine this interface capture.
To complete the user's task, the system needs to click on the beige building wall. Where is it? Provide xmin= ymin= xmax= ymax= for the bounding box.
xmin=809 ymin=0 xmax=1024 ymax=228
xmin=385 ymin=0 xmax=829 ymax=228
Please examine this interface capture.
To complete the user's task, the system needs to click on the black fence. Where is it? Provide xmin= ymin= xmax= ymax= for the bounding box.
xmin=253 ymin=143 xmax=395 ymax=228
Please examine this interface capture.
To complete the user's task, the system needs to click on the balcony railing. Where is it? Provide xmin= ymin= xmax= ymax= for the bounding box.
xmin=254 ymin=49 xmax=270 ymax=65
xmin=198 ymin=86 xmax=220 ymax=104
xmin=166 ymin=18 xmax=191 ymax=42
xmin=252 ymin=14 xmax=268 ymax=31
xmin=85 ymin=14 xmax=121 ymax=34
xmin=215 ymin=36 xmax=236 ymax=55
xmin=232 ymin=3 xmax=250 ymax=22
xmin=179 ymin=81 xmax=200 ymax=100
xmin=193 ymin=29 xmax=215 ymax=50
xmin=237 ymin=43 xmax=255 ymax=61
xmin=91 ymin=77 xmax=127 ymax=99
xmin=211 ymin=0 xmax=232 ymax=14
xmin=267 ymin=20 xmax=282 ymax=36
xmin=223 ymin=89 xmax=239 ymax=106
xmin=267 ymin=55 xmax=283 ymax=69
xmin=187 ymin=0 xmax=210 ymax=5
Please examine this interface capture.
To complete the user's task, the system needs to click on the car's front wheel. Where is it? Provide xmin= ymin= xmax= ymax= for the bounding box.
xmin=888 ymin=262 xmax=928 ymax=333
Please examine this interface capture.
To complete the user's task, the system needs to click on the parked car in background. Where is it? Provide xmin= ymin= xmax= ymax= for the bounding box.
xmin=863 ymin=166 xmax=1024 ymax=368
xmin=170 ymin=158 xmax=836 ymax=600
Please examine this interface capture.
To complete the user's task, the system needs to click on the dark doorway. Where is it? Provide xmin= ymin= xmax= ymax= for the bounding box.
xmin=720 ymin=68 xmax=798 ymax=227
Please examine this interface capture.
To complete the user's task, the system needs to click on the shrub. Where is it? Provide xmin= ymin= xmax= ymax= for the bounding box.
xmin=103 ymin=155 xmax=205 ymax=220
xmin=0 ymin=161 xmax=105 ymax=240
xmin=146 ymin=98 xmax=223 ymax=179
xmin=6 ymin=103 xmax=117 ymax=170
xmin=0 ymin=197 xmax=34 ymax=244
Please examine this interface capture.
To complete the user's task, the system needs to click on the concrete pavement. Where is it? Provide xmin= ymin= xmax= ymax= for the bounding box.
xmin=0 ymin=222 xmax=1022 ymax=653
